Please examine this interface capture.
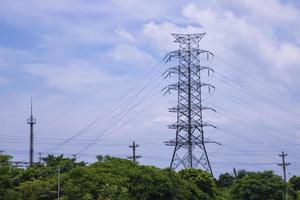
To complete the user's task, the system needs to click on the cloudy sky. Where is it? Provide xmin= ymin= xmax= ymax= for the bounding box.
xmin=0 ymin=0 xmax=300 ymax=176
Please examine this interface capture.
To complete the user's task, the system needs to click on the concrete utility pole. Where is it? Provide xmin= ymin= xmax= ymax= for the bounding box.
xmin=57 ymin=167 xmax=60 ymax=200
xmin=127 ymin=141 xmax=141 ymax=163
xmin=38 ymin=152 xmax=42 ymax=164
xmin=233 ymin=168 xmax=238 ymax=178
xmin=27 ymin=98 xmax=36 ymax=166
xmin=278 ymin=151 xmax=290 ymax=200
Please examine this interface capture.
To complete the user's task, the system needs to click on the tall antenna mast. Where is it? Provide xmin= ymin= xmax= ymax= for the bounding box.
xmin=27 ymin=98 xmax=36 ymax=166
xmin=164 ymin=33 xmax=217 ymax=175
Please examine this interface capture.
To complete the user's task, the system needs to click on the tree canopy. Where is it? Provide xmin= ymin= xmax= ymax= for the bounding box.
xmin=231 ymin=171 xmax=285 ymax=200
xmin=0 ymin=154 xmax=298 ymax=200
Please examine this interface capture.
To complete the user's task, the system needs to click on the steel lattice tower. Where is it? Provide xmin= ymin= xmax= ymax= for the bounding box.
xmin=164 ymin=33 xmax=216 ymax=175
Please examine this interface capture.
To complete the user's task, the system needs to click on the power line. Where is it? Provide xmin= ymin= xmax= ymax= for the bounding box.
xmin=214 ymin=72 xmax=300 ymax=117
xmin=215 ymin=56 xmax=299 ymax=106
xmin=205 ymin=102 xmax=300 ymax=161
xmin=71 ymin=66 xmax=167 ymax=154
xmin=209 ymin=103 xmax=289 ymax=152
xmin=215 ymin=110 xmax=300 ymax=150
xmin=218 ymin=128 xmax=279 ymax=162
xmin=215 ymin=88 xmax=300 ymax=128
xmin=75 ymin=88 xmax=164 ymax=155
xmin=206 ymin=75 xmax=300 ymax=148
xmin=49 ymin=58 xmax=166 ymax=151
xmin=70 ymin=64 xmax=166 ymax=156
xmin=213 ymin=74 xmax=300 ymax=146
xmin=0 ymin=136 xmax=165 ymax=148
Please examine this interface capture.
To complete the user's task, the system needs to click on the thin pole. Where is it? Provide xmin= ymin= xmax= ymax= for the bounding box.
xmin=278 ymin=151 xmax=290 ymax=200
xmin=133 ymin=141 xmax=136 ymax=162
xmin=38 ymin=152 xmax=42 ymax=164
xmin=57 ymin=167 xmax=60 ymax=200
xmin=127 ymin=141 xmax=141 ymax=163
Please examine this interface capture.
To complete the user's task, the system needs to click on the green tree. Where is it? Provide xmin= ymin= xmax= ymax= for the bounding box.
xmin=231 ymin=171 xmax=284 ymax=200
xmin=42 ymin=154 xmax=85 ymax=172
xmin=179 ymin=168 xmax=217 ymax=199
xmin=290 ymin=176 xmax=300 ymax=191
xmin=0 ymin=155 xmax=13 ymax=198
xmin=17 ymin=179 xmax=57 ymax=200
xmin=61 ymin=156 xmax=209 ymax=200
xmin=216 ymin=187 xmax=231 ymax=200
xmin=61 ymin=165 xmax=130 ymax=200
xmin=217 ymin=173 xmax=235 ymax=188
xmin=0 ymin=155 xmax=23 ymax=200
xmin=90 ymin=156 xmax=197 ymax=200
xmin=236 ymin=169 xmax=248 ymax=179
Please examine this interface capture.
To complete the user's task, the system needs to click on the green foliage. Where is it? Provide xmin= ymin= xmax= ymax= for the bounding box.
xmin=42 ymin=154 xmax=85 ymax=172
xmin=61 ymin=165 xmax=130 ymax=200
xmin=296 ymin=191 xmax=300 ymax=200
xmin=17 ymin=179 xmax=57 ymax=200
xmin=217 ymin=173 xmax=235 ymax=188
xmin=0 ymin=155 xmax=23 ymax=199
xmin=287 ymin=187 xmax=297 ymax=200
xmin=216 ymin=188 xmax=231 ymax=200
xmin=0 ymin=154 xmax=292 ymax=200
xmin=290 ymin=176 xmax=300 ymax=191
xmin=0 ymin=155 xmax=12 ymax=197
xmin=66 ymin=156 xmax=206 ymax=200
xmin=231 ymin=170 xmax=284 ymax=200
xmin=236 ymin=169 xmax=248 ymax=179
xmin=179 ymin=168 xmax=217 ymax=199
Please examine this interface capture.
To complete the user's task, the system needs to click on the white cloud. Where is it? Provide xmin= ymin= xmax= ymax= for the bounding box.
xmin=142 ymin=2 xmax=300 ymax=134
xmin=1 ymin=0 xmax=300 ymax=173
xmin=109 ymin=0 xmax=175 ymax=20
xmin=142 ymin=115 xmax=173 ymax=128
xmin=115 ymin=28 xmax=135 ymax=44
xmin=0 ymin=0 xmax=107 ymax=25
xmin=276 ymin=43 xmax=300 ymax=70
xmin=38 ymin=21 xmax=117 ymax=49
xmin=25 ymin=60 xmax=116 ymax=93
xmin=233 ymin=0 xmax=300 ymax=25
xmin=106 ymin=44 xmax=155 ymax=68
xmin=143 ymin=21 xmax=203 ymax=52
xmin=224 ymin=0 xmax=300 ymax=47
xmin=181 ymin=3 xmax=300 ymax=84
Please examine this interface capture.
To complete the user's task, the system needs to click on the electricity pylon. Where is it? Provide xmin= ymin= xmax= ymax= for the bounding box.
xmin=164 ymin=33 xmax=217 ymax=175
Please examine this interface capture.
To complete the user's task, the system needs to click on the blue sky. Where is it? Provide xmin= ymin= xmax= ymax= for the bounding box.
xmin=0 ymin=0 xmax=300 ymax=176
